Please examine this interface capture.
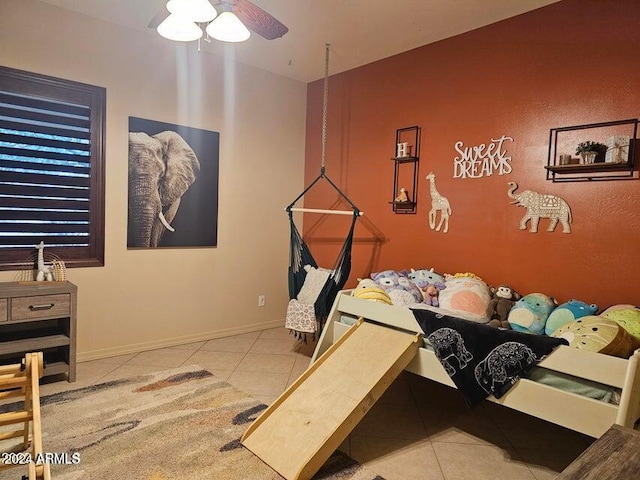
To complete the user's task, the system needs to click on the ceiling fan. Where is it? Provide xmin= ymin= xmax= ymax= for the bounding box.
xmin=149 ymin=0 xmax=289 ymax=43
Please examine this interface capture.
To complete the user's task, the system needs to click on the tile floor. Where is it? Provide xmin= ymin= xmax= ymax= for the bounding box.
xmin=39 ymin=327 xmax=595 ymax=480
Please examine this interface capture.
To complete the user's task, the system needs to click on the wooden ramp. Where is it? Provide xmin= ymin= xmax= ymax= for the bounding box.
xmin=242 ymin=319 xmax=420 ymax=480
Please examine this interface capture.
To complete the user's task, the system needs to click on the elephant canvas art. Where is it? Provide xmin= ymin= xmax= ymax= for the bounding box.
xmin=128 ymin=117 xmax=219 ymax=248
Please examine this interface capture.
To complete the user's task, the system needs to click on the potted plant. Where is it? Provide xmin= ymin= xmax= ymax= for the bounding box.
xmin=575 ymin=141 xmax=608 ymax=164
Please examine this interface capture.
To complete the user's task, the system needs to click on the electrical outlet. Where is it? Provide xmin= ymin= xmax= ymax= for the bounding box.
xmin=258 ymin=295 xmax=266 ymax=307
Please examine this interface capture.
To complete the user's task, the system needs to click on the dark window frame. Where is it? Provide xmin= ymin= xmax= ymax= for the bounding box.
xmin=0 ymin=66 xmax=105 ymax=270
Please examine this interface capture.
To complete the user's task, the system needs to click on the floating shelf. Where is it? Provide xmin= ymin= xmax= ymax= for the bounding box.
xmin=545 ymin=162 xmax=632 ymax=174
xmin=391 ymin=126 xmax=420 ymax=214
xmin=546 ymin=119 xmax=638 ymax=182
xmin=389 ymin=201 xmax=416 ymax=211
xmin=390 ymin=156 xmax=419 ymax=164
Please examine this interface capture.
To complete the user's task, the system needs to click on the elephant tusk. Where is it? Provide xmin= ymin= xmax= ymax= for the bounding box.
xmin=158 ymin=211 xmax=175 ymax=232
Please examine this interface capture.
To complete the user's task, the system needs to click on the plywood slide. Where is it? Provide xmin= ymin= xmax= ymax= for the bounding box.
xmin=242 ymin=319 xmax=420 ymax=480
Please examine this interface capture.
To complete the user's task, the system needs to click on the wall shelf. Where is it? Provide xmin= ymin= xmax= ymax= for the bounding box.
xmin=546 ymin=119 xmax=638 ymax=182
xmin=390 ymin=126 xmax=420 ymax=214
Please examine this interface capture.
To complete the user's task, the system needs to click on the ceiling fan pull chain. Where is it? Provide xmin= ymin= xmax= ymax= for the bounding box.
xmin=321 ymin=43 xmax=330 ymax=171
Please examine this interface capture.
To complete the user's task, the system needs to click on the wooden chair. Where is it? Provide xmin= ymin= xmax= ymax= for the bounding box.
xmin=0 ymin=352 xmax=51 ymax=480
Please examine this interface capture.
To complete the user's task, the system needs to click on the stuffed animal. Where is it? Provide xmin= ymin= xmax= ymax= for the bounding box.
xmin=421 ymin=282 xmax=446 ymax=307
xmin=351 ymin=278 xmax=392 ymax=305
xmin=408 ymin=268 xmax=446 ymax=305
xmin=408 ymin=268 xmax=445 ymax=288
xmin=552 ymin=315 xmax=640 ymax=358
xmin=486 ymin=284 xmax=521 ymax=329
xmin=508 ymin=293 xmax=557 ymax=335
xmin=601 ymin=306 xmax=640 ymax=342
xmin=437 ymin=273 xmax=492 ymax=322
xmin=370 ymin=270 xmax=423 ymax=306
xmin=544 ymin=299 xmax=598 ymax=336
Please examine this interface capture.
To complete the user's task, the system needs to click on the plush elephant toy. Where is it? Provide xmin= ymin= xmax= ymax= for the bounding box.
xmin=507 ymin=182 xmax=572 ymax=233
xmin=128 ymin=131 xmax=200 ymax=247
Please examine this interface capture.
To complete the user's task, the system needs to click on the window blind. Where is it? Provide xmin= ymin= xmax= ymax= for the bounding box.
xmin=0 ymin=66 xmax=105 ymax=269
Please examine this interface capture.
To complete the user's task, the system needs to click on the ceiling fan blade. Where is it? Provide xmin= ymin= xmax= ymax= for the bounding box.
xmin=231 ymin=0 xmax=288 ymax=40
xmin=148 ymin=6 xmax=169 ymax=29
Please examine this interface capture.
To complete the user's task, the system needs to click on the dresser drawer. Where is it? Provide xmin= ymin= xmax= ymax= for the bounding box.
xmin=11 ymin=294 xmax=71 ymax=321
xmin=0 ymin=299 xmax=7 ymax=322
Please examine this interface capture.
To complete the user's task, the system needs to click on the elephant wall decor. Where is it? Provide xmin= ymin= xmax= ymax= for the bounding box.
xmin=507 ymin=182 xmax=572 ymax=233
xmin=128 ymin=131 xmax=200 ymax=247
xmin=128 ymin=117 xmax=220 ymax=248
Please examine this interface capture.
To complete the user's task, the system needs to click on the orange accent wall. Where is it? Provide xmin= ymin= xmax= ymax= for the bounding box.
xmin=303 ymin=0 xmax=640 ymax=309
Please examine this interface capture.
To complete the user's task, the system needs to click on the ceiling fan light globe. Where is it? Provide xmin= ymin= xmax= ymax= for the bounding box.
xmin=206 ymin=11 xmax=251 ymax=43
xmin=166 ymin=0 xmax=218 ymax=23
xmin=157 ymin=13 xmax=203 ymax=42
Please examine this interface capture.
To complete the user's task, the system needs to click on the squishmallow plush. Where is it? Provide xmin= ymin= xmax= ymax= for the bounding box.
xmin=437 ymin=273 xmax=492 ymax=322
xmin=601 ymin=307 xmax=640 ymax=342
xmin=409 ymin=268 xmax=446 ymax=306
xmin=552 ymin=315 xmax=640 ymax=358
xmin=508 ymin=293 xmax=557 ymax=335
xmin=408 ymin=268 xmax=445 ymax=288
xmin=601 ymin=304 xmax=636 ymax=314
xmin=370 ymin=270 xmax=423 ymax=306
xmin=351 ymin=278 xmax=392 ymax=305
xmin=545 ymin=299 xmax=599 ymax=336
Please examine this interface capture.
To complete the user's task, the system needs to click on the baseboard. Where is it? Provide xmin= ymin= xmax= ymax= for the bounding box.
xmin=77 ymin=318 xmax=286 ymax=362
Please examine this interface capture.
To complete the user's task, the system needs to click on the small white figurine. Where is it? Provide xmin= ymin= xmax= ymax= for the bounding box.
xmin=36 ymin=241 xmax=53 ymax=281
xmin=426 ymin=172 xmax=452 ymax=233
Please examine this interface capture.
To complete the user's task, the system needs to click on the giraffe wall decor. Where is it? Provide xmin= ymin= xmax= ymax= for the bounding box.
xmin=426 ymin=172 xmax=452 ymax=233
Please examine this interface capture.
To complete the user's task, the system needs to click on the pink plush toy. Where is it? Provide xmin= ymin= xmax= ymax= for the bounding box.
xmin=421 ymin=282 xmax=446 ymax=307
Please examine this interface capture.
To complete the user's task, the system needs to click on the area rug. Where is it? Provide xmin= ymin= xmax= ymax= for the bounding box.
xmin=0 ymin=365 xmax=382 ymax=480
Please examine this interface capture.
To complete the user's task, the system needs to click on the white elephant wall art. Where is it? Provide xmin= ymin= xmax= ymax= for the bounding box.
xmin=507 ymin=182 xmax=572 ymax=234
xmin=128 ymin=117 xmax=220 ymax=248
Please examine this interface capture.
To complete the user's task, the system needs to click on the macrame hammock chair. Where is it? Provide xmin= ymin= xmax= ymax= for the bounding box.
xmin=285 ymin=45 xmax=363 ymax=341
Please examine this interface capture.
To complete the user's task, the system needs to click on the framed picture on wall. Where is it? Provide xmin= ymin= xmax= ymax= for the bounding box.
xmin=127 ymin=117 xmax=219 ymax=248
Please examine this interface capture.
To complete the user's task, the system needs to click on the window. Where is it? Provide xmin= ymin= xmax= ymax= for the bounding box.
xmin=0 ymin=66 xmax=105 ymax=270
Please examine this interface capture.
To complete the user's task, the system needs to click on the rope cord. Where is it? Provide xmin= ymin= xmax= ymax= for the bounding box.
xmin=321 ymin=43 xmax=329 ymax=170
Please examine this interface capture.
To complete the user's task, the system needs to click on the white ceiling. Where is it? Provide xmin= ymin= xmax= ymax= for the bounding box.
xmin=39 ymin=0 xmax=560 ymax=83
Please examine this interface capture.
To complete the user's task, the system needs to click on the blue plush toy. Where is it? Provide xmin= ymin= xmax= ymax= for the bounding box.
xmin=507 ymin=293 xmax=557 ymax=335
xmin=544 ymin=299 xmax=598 ymax=336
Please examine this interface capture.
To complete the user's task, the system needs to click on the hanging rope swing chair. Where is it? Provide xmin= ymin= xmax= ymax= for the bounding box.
xmin=285 ymin=45 xmax=363 ymax=340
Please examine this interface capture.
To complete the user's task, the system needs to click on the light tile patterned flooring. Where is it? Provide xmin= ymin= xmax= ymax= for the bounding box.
xmin=39 ymin=327 xmax=594 ymax=480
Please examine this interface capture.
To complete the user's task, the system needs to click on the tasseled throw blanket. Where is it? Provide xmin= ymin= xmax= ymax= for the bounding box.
xmin=412 ymin=308 xmax=568 ymax=406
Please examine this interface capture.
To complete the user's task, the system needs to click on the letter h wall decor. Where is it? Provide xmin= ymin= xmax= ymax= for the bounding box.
xmin=127 ymin=117 xmax=219 ymax=248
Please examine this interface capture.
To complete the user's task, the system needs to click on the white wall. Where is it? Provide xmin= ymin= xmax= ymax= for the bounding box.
xmin=0 ymin=0 xmax=307 ymax=360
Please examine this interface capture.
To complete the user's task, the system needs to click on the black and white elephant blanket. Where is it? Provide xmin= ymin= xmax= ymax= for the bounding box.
xmin=411 ymin=308 xmax=568 ymax=407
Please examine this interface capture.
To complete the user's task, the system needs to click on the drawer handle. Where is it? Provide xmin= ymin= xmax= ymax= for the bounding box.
xmin=29 ymin=303 xmax=54 ymax=311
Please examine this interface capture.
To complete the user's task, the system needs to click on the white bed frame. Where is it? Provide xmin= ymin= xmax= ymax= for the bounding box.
xmin=311 ymin=291 xmax=640 ymax=438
